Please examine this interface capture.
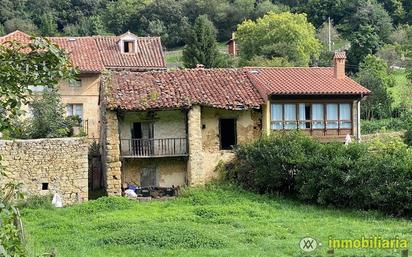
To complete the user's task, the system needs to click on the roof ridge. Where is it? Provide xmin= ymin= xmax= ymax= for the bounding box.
xmin=0 ymin=30 xmax=30 ymax=39
xmin=243 ymin=66 xmax=333 ymax=69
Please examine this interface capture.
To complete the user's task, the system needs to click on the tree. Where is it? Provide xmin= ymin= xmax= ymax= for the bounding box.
xmin=344 ymin=0 xmax=393 ymax=70
xmin=182 ymin=15 xmax=223 ymax=68
xmin=13 ymin=89 xmax=80 ymax=139
xmin=138 ymin=0 xmax=188 ymax=48
xmin=356 ymin=55 xmax=394 ymax=119
xmin=236 ymin=12 xmax=321 ymax=66
xmin=378 ymin=0 xmax=406 ymax=25
xmin=0 ymin=37 xmax=76 ymax=132
xmin=102 ymin=0 xmax=145 ymax=35
xmin=0 ymin=36 xmax=75 ymax=256
xmin=4 ymin=18 xmax=39 ymax=35
xmin=301 ymin=0 xmax=344 ymax=28
xmin=317 ymin=20 xmax=340 ymax=49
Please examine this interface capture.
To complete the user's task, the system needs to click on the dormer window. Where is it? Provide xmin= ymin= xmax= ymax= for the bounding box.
xmin=123 ymin=41 xmax=135 ymax=53
xmin=118 ymin=31 xmax=138 ymax=54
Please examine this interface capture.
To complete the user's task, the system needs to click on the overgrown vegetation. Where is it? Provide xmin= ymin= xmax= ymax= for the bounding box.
xmin=10 ymin=89 xmax=83 ymax=139
xmin=361 ymin=118 xmax=407 ymax=134
xmin=22 ymin=185 xmax=412 ymax=256
xmin=226 ymin=132 xmax=412 ymax=217
xmin=0 ymin=37 xmax=75 ymax=256
xmin=237 ymin=12 xmax=321 ymax=67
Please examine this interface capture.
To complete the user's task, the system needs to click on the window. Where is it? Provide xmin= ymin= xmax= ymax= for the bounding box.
xmin=271 ymin=104 xmax=283 ymax=130
xmin=123 ymin=41 xmax=135 ymax=53
xmin=219 ymin=119 xmax=237 ymax=150
xmin=326 ymin=104 xmax=338 ymax=128
xmin=270 ymin=103 xmax=352 ymax=131
xmin=312 ymin=104 xmax=324 ymax=129
xmin=67 ymin=104 xmax=83 ymax=119
xmin=69 ymin=79 xmax=82 ymax=87
xmin=28 ymin=85 xmax=45 ymax=92
xmin=284 ymin=104 xmax=297 ymax=129
xmin=42 ymin=183 xmax=49 ymax=190
xmin=299 ymin=104 xmax=311 ymax=129
xmin=339 ymin=103 xmax=352 ymax=128
xmin=140 ymin=166 xmax=158 ymax=187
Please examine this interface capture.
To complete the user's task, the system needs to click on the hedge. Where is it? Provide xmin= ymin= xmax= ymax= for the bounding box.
xmin=226 ymin=132 xmax=412 ymax=217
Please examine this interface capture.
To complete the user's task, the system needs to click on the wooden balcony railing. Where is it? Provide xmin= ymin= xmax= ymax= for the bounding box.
xmin=120 ymin=138 xmax=188 ymax=158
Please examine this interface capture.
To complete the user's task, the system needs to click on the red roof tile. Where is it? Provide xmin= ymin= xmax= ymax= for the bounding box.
xmin=0 ymin=30 xmax=32 ymax=44
xmin=0 ymin=31 xmax=166 ymax=73
xmin=94 ymin=36 xmax=166 ymax=70
xmin=106 ymin=69 xmax=264 ymax=111
xmin=49 ymin=37 xmax=104 ymax=73
xmin=244 ymin=67 xmax=370 ymax=98
xmin=334 ymin=51 xmax=347 ymax=59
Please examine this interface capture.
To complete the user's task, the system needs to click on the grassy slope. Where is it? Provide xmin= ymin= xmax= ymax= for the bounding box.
xmin=390 ymin=70 xmax=410 ymax=108
xmin=22 ymin=185 xmax=411 ymax=257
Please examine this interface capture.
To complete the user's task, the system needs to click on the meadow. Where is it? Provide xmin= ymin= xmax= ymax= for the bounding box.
xmin=22 ymin=184 xmax=412 ymax=257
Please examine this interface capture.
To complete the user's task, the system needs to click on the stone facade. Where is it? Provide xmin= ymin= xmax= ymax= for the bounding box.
xmin=0 ymin=138 xmax=88 ymax=205
xmin=103 ymin=111 xmax=122 ymax=196
xmin=59 ymin=74 xmax=101 ymax=139
xmin=187 ymin=105 xmax=204 ymax=186
xmin=201 ymin=107 xmax=261 ymax=182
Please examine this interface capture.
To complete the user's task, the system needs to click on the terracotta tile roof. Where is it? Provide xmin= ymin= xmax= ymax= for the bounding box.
xmin=94 ymin=36 xmax=166 ymax=70
xmin=244 ymin=67 xmax=370 ymax=97
xmin=0 ymin=30 xmax=166 ymax=73
xmin=0 ymin=30 xmax=32 ymax=44
xmin=48 ymin=37 xmax=104 ymax=73
xmin=106 ymin=69 xmax=264 ymax=111
xmin=334 ymin=51 xmax=347 ymax=59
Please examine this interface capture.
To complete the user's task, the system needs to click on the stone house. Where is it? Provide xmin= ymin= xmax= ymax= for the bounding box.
xmin=100 ymin=53 xmax=370 ymax=196
xmin=101 ymin=69 xmax=264 ymax=195
xmin=0 ymin=30 xmax=166 ymax=139
xmin=249 ymin=52 xmax=371 ymax=141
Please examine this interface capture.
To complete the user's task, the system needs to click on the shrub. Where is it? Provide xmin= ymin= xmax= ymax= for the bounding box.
xmin=233 ymin=132 xmax=319 ymax=194
xmin=227 ymin=132 xmax=412 ymax=217
xmin=10 ymin=89 xmax=81 ymax=139
xmin=24 ymin=194 xmax=53 ymax=209
xmin=361 ymin=118 xmax=406 ymax=134
xmin=404 ymin=116 xmax=412 ymax=146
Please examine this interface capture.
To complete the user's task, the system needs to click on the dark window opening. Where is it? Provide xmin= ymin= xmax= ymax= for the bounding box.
xmin=42 ymin=183 xmax=49 ymax=190
xmin=219 ymin=118 xmax=237 ymax=150
xmin=123 ymin=41 xmax=135 ymax=53
xmin=304 ymin=105 xmax=311 ymax=128
xmin=124 ymin=41 xmax=129 ymax=53
xmin=131 ymin=122 xmax=154 ymax=155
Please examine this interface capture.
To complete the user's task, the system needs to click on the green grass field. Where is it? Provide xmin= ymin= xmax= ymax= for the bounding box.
xmin=22 ymin=185 xmax=411 ymax=257
xmin=390 ymin=69 xmax=411 ymax=108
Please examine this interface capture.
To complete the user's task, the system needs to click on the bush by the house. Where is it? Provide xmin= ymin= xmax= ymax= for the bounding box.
xmin=226 ymin=132 xmax=412 ymax=217
xmin=361 ymin=118 xmax=407 ymax=134
xmin=10 ymin=89 xmax=83 ymax=139
xmin=405 ymin=116 xmax=412 ymax=146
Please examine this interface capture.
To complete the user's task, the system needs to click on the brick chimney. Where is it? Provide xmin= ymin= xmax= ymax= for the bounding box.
xmin=333 ymin=51 xmax=346 ymax=80
xmin=227 ymin=32 xmax=237 ymax=56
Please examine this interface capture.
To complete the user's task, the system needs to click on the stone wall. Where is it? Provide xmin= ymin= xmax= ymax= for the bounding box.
xmin=123 ymin=158 xmax=186 ymax=187
xmin=0 ymin=138 xmax=88 ymax=205
xmin=187 ymin=105 xmax=204 ymax=186
xmin=201 ymin=107 xmax=261 ymax=182
xmin=103 ymin=111 xmax=122 ymax=196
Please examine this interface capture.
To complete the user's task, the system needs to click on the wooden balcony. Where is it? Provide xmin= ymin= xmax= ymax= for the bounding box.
xmin=120 ymin=138 xmax=188 ymax=158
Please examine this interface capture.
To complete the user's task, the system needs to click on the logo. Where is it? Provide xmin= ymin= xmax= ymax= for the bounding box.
xmin=300 ymin=237 xmax=318 ymax=252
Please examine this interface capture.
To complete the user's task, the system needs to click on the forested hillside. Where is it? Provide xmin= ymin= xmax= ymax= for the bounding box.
xmin=3 ymin=0 xmax=411 ymax=121
xmin=1 ymin=0 xmax=411 ymax=48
